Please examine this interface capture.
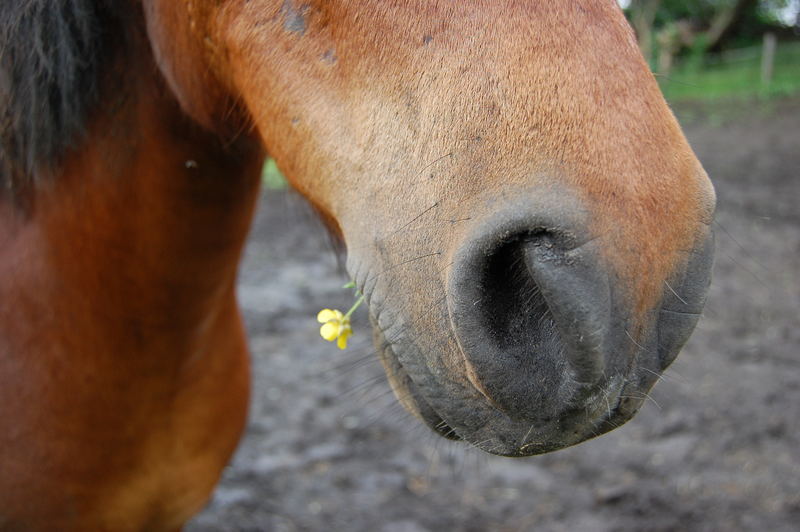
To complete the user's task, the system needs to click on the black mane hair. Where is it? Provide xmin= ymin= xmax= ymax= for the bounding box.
xmin=0 ymin=0 xmax=121 ymax=195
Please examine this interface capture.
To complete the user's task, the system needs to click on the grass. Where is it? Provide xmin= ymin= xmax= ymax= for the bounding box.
xmin=262 ymin=157 xmax=288 ymax=189
xmin=659 ymin=41 xmax=800 ymax=102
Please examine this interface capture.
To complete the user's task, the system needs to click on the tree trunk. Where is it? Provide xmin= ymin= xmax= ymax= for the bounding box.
xmin=628 ymin=0 xmax=662 ymax=64
xmin=705 ymin=0 xmax=758 ymax=51
xmin=656 ymin=23 xmax=681 ymax=75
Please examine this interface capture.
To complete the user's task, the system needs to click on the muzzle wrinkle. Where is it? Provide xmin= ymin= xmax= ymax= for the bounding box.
xmin=372 ymin=299 xmax=490 ymax=438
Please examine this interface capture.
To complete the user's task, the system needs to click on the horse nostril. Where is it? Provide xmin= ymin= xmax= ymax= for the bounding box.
xmin=475 ymin=233 xmax=560 ymax=360
xmin=449 ymin=222 xmax=612 ymax=422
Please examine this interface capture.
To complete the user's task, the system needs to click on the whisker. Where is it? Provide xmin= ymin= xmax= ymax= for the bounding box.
xmin=620 ymin=391 xmax=661 ymax=410
xmin=363 ymin=251 xmax=442 ymax=285
xmin=413 ymin=152 xmax=453 ymax=180
xmin=713 ymin=219 xmax=771 ymax=274
xmin=384 ymin=201 xmax=441 ymax=238
xmin=725 ymin=252 xmax=769 ymax=288
xmin=335 ymin=373 xmax=388 ymax=399
xmin=624 ymin=329 xmax=646 ymax=351
xmin=639 ymin=366 xmax=668 ymax=385
xmin=664 ymin=280 xmax=688 ymax=306
xmin=521 ymin=424 xmax=536 ymax=447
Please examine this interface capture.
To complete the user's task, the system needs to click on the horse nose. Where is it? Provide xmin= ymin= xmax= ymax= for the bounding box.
xmin=448 ymin=213 xmax=612 ymax=422
xmin=447 ymin=194 xmax=714 ymax=423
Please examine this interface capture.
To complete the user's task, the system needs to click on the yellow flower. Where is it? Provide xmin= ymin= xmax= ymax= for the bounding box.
xmin=317 ymin=284 xmax=364 ymax=350
xmin=317 ymin=308 xmax=353 ymax=350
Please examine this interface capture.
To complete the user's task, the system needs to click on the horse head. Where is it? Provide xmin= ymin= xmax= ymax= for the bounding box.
xmin=146 ymin=0 xmax=715 ymax=455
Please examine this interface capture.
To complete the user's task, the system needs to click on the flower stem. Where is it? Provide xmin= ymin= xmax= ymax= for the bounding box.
xmin=344 ymin=293 xmax=364 ymax=319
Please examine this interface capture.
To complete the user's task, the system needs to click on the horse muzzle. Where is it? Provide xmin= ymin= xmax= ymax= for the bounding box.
xmin=440 ymin=192 xmax=714 ymax=453
xmin=364 ymin=187 xmax=715 ymax=455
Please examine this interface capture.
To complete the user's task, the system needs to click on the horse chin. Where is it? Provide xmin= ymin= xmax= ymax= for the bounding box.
xmin=374 ymin=325 xmax=462 ymax=442
xmin=370 ymin=312 xmax=654 ymax=457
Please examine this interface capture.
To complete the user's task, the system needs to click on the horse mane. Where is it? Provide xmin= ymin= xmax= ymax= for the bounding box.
xmin=0 ymin=0 xmax=122 ymax=196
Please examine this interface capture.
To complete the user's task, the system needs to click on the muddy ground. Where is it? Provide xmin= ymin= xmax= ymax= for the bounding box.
xmin=187 ymin=98 xmax=800 ymax=532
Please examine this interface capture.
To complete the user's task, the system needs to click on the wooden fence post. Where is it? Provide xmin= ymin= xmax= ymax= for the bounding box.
xmin=761 ymin=32 xmax=777 ymax=88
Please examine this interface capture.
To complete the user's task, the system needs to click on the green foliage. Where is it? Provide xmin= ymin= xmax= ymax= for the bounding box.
xmin=659 ymin=40 xmax=800 ymax=101
xmin=685 ymin=33 xmax=711 ymax=72
xmin=262 ymin=158 xmax=288 ymax=189
xmin=625 ymin=0 xmax=797 ymax=50
xmin=728 ymin=1 xmax=797 ymax=48
xmin=652 ymin=0 xmax=718 ymax=27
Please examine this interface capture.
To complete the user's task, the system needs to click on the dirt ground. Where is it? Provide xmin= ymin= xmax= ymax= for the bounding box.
xmin=187 ymin=97 xmax=800 ymax=532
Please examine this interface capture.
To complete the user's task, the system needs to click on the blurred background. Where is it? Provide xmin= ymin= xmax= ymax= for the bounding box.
xmin=620 ymin=0 xmax=799 ymax=100
xmin=189 ymin=2 xmax=800 ymax=531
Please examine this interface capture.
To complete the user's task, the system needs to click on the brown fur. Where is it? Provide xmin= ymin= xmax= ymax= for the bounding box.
xmin=0 ymin=1 xmax=713 ymax=529
xmin=0 ymin=7 xmax=262 ymax=530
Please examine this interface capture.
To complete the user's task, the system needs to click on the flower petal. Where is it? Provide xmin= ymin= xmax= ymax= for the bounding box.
xmin=320 ymin=322 xmax=340 ymax=341
xmin=317 ymin=309 xmax=337 ymax=323
xmin=337 ymin=329 xmax=352 ymax=350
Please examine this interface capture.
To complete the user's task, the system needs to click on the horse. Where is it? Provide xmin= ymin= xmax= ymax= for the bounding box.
xmin=0 ymin=1 xmax=715 ymax=530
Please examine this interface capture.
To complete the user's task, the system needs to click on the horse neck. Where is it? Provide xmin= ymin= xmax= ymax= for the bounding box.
xmin=1 ymin=30 xmax=264 ymax=364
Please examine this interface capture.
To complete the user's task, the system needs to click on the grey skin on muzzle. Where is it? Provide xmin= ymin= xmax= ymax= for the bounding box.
xmin=442 ymin=186 xmax=714 ymax=452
